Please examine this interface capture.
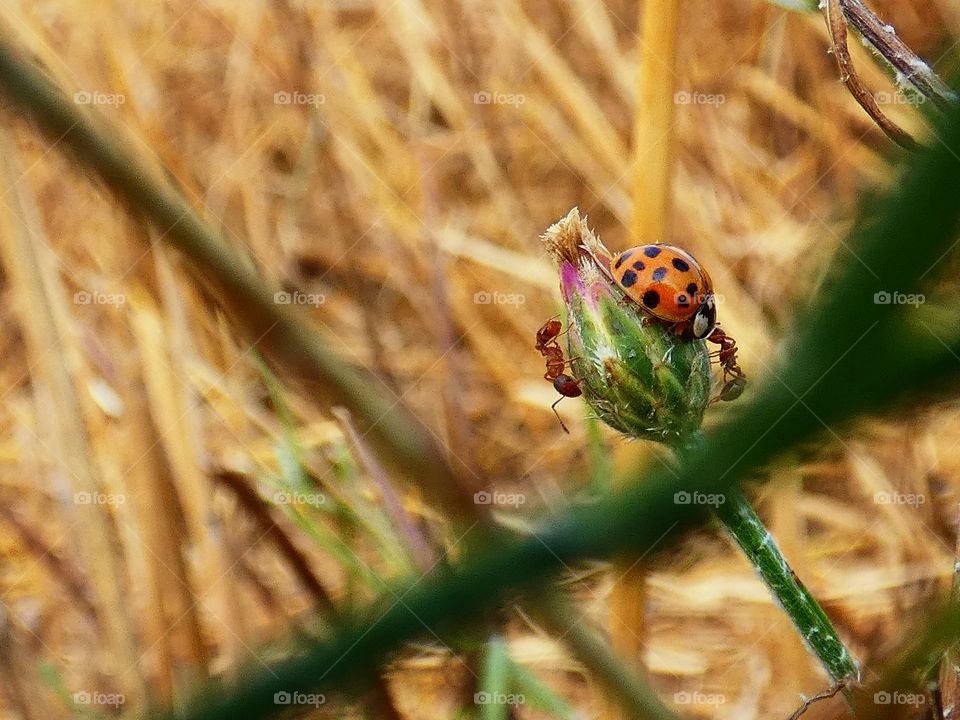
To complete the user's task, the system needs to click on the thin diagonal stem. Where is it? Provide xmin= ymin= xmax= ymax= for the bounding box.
xmin=713 ymin=487 xmax=860 ymax=685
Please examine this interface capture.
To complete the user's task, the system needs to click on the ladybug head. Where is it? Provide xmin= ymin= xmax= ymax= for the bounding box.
xmin=691 ymin=294 xmax=717 ymax=339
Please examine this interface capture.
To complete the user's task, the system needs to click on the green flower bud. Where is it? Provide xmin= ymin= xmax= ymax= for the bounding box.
xmin=542 ymin=209 xmax=711 ymax=445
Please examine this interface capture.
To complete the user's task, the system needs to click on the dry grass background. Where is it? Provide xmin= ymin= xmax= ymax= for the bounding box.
xmin=0 ymin=0 xmax=958 ymax=718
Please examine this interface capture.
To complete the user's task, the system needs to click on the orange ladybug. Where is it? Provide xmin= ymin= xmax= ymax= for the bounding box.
xmin=610 ymin=244 xmax=717 ymax=339
xmin=610 ymin=244 xmax=746 ymax=401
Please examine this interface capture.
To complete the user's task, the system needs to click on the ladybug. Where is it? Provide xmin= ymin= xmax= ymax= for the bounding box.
xmin=610 ymin=244 xmax=717 ymax=339
xmin=610 ymin=244 xmax=746 ymax=402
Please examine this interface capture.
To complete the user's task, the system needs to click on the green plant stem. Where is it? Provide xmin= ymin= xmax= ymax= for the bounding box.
xmin=534 ymin=594 xmax=679 ymax=720
xmin=479 ymin=636 xmax=512 ymax=720
xmin=713 ymin=487 xmax=860 ymax=685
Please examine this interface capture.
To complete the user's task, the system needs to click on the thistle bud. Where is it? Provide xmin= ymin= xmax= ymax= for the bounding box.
xmin=541 ymin=209 xmax=711 ymax=445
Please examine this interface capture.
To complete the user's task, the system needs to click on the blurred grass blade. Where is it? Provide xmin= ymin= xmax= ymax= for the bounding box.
xmin=0 ymin=33 xmax=489 ymax=531
xmin=505 ymin=658 xmax=577 ymax=720
xmin=535 ymin=594 xmax=679 ymax=720
xmin=478 ymin=636 xmax=511 ymax=720
xmin=766 ymin=0 xmax=818 ymax=11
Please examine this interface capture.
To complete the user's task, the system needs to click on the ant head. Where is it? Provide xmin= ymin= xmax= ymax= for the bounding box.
xmin=537 ymin=318 xmax=563 ymax=343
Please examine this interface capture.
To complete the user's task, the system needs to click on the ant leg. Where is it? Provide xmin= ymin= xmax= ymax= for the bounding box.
xmin=551 ymin=397 xmax=571 ymax=434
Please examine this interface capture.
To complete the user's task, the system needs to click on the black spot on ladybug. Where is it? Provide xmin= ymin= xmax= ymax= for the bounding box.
xmin=687 ymin=282 xmax=698 ymax=295
xmin=677 ymin=294 xmax=689 ymax=307
xmin=620 ymin=269 xmax=638 ymax=288
xmin=642 ymin=290 xmax=660 ymax=309
xmin=652 ymin=267 xmax=667 ymax=282
xmin=672 ymin=258 xmax=690 ymax=272
xmin=613 ymin=250 xmax=634 ymax=269
xmin=644 ymin=246 xmax=662 ymax=258
xmin=632 ymin=260 xmax=646 ymax=271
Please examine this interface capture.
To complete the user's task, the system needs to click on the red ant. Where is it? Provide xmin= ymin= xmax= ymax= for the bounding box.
xmin=535 ymin=317 xmax=582 ymax=433
xmin=706 ymin=327 xmax=747 ymax=402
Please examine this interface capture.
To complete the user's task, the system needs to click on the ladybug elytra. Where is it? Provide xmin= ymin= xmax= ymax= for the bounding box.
xmin=610 ymin=244 xmax=717 ymax=339
xmin=610 ymin=243 xmax=747 ymax=402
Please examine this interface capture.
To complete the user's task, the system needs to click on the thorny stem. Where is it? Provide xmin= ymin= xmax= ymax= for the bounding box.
xmin=673 ymin=434 xmax=860 ymax=686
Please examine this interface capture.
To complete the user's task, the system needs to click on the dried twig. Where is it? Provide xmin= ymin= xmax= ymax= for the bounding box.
xmin=823 ymin=0 xmax=920 ymax=150
xmin=785 ymin=680 xmax=851 ymax=720
xmin=213 ymin=470 xmax=337 ymax=615
xmin=841 ymin=0 xmax=957 ymax=113
xmin=939 ymin=501 xmax=960 ymax=718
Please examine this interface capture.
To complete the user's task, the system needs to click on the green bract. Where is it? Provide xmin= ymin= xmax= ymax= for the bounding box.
xmin=542 ymin=209 xmax=711 ymax=445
